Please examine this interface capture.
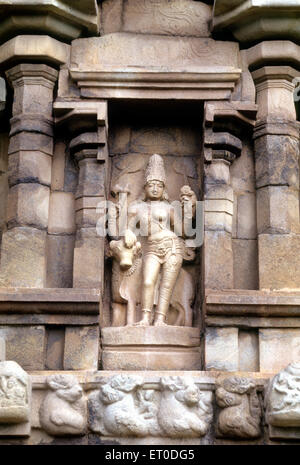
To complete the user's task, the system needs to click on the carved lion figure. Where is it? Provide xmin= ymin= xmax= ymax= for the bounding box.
xmin=157 ymin=376 xmax=213 ymax=438
xmin=88 ymin=374 xmax=159 ymax=437
xmin=215 ymin=377 xmax=261 ymax=438
xmin=39 ymin=374 xmax=87 ymax=436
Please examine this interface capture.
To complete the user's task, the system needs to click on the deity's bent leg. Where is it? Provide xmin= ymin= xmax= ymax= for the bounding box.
xmin=154 ymin=254 xmax=183 ymax=326
xmin=135 ymin=254 xmax=160 ymax=326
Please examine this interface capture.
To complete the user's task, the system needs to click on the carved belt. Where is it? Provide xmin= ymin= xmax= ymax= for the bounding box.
xmin=146 ymin=237 xmax=182 ymax=258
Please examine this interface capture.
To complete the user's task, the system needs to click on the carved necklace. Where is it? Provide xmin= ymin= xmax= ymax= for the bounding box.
xmin=122 ymin=257 xmax=142 ymax=277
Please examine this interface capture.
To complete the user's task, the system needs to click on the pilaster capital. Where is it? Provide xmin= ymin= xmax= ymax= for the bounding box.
xmin=6 ymin=63 xmax=58 ymax=88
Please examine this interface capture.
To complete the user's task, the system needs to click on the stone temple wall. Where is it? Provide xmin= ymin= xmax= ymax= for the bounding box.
xmin=0 ymin=0 xmax=299 ymax=446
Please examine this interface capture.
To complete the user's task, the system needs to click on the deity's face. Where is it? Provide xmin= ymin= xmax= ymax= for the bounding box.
xmin=144 ymin=180 xmax=164 ymax=200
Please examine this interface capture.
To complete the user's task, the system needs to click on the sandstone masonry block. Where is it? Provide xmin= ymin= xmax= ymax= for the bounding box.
xmin=258 ymin=234 xmax=300 ymax=290
xmin=205 ymin=327 xmax=239 ymax=371
xmin=48 ymin=192 xmax=75 ymax=234
xmin=7 ymin=183 xmax=50 ymax=229
xmin=46 ymin=234 xmax=75 ymax=288
xmin=8 ymin=151 xmax=52 ymax=187
xmin=205 ymin=230 xmax=233 ymax=289
xmin=233 ymin=239 xmax=258 ymax=290
xmin=0 ymin=227 xmax=47 ymax=288
xmin=123 ymin=0 xmax=211 ymax=37
xmin=255 ymin=135 xmax=299 ymax=189
xmin=259 ymin=329 xmax=300 ymax=372
xmin=0 ymin=326 xmax=45 ymax=370
xmin=64 ymin=326 xmax=99 ymax=370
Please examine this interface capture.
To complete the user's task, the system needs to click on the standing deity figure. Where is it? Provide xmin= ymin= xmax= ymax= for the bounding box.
xmin=123 ymin=154 xmax=197 ymax=327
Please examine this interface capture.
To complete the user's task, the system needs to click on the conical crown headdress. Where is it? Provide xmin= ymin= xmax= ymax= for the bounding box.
xmin=145 ymin=154 xmax=166 ymax=185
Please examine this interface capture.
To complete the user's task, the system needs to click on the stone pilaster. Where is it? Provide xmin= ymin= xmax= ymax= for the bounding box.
xmin=204 ymin=153 xmax=235 ymax=290
xmin=53 ymin=101 xmax=108 ymax=290
xmin=71 ymin=135 xmax=107 ymax=290
xmin=0 ymin=64 xmax=58 ymax=288
xmin=252 ymin=66 xmax=300 ymax=290
xmin=202 ymin=102 xmax=255 ymax=290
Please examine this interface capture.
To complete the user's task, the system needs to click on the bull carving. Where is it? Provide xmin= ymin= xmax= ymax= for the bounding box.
xmin=109 ymin=239 xmax=194 ymax=327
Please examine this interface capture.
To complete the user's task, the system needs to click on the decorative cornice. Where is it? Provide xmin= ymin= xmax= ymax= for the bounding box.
xmin=213 ymin=0 xmax=300 ymax=44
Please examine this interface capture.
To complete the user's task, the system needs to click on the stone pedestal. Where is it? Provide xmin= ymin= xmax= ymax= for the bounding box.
xmin=101 ymin=326 xmax=201 ymax=371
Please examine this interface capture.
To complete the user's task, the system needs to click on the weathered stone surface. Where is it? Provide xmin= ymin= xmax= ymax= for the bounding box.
xmin=205 ymin=199 xmax=233 ymax=233
xmin=246 ymin=40 xmax=300 ymax=71
xmin=0 ymin=227 xmax=47 ymax=288
xmin=89 ymin=374 xmax=213 ymax=438
xmin=213 ymin=0 xmax=300 ymax=43
xmin=102 ymin=326 xmax=201 ymax=371
xmin=73 ymin=235 xmax=104 ymax=289
xmin=266 ymin=363 xmax=300 ymax=433
xmin=254 ymin=134 xmax=299 ymax=189
xmin=0 ymin=326 xmax=45 ymax=370
xmin=0 ymin=35 xmax=69 ymax=67
xmin=0 ymin=337 xmax=5 ymax=361
xmin=75 ymin=158 xmax=105 ymax=199
xmin=253 ymin=66 xmax=298 ymax=120
xmin=45 ymin=327 xmax=64 ymax=371
xmin=231 ymin=143 xmax=256 ymax=193
xmin=122 ymin=0 xmax=211 ymax=37
xmin=40 ymin=374 xmax=87 ymax=436
xmin=7 ymin=183 xmax=50 ymax=229
xmin=215 ymin=376 xmax=261 ymax=438
xmin=259 ymin=329 xmax=300 ymax=372
xmin=101 ymin=0 xmax=123 ymax=35
xmin=238 ymin=330 xmax=259 ymax=372
xmin=206 ymin=290 xmax=300 ymax=317
xmin=0 ymin=361 xmax=31 ymax=436
xmin=51 ymin=142 xmax=66 ymax=191
xmin=48 ymin=192 xmax=75 ymax=234
xmin=64 ymin=326 xmax=99 ymax=370
xmin=204 ymin=231 xmax=233 ymax=289
xmin=0 ymin=173 xmax=8 ymax=233
xmin=130 ymin=125 xmax=201 ymax=157
xmin=8 ymin=132 xmax=53 ymax=156
xmin=71 ymin=34 xmax=240 ymax=72
xmin=0 ymin=0 xmax=99 ymax=41
xmin=236 ymin=193 xmax=257 ymax=239
xmin=6 ymin=64 xmax=58 ymax=117
xmin=205 ymin=160 xmax=231 ymax=186
xmin=8 ymin=151 xmax=52 ymax=187
xmin=46 ymin=234 xmax=75 ymax=288
xmin=257 ymin=186 xmax=299 ymax=235
xmin=258 ymin=234 xmax=300 ymax=290
xmin=205 ymin=327 xmax=239 ymax=372
xmin=233 ymin=239 xmax=258 ymax=290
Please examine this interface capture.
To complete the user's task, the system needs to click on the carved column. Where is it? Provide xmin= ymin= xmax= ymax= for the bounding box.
xmin=53 ymin=101 xmax=108 ymax=290
xmin=203 ymin=102 xmax=256 ymax=290
xmin=252 ymin=66 xmax=300 ymax=290
xmin=72 ymin=137 xmax=107 ymax=289
xmin=0 ymin=64 xmax=58 ymax=287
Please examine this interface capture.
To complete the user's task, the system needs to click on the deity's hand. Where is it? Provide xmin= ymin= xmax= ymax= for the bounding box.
xmin=180 ymin=185 xmax=197 ymax=218
xmin=124 ymin=229 xmax=137 ymax=248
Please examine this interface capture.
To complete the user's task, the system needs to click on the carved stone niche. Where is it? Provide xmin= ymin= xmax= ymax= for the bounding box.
xmin=265 ymin=363 xmax=300 ymax=440
xmin=0 ymin=361 xmax=31 ymax=437
xmin=215 ymin=376 xmax=262 ymax=439
xmin=102 ymin=151 xmax=202 ymax=370
xmin=39 ymin=374 xmax=87 ymax=437
xmin=88 ymin=374 xmax=213 ymax=440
